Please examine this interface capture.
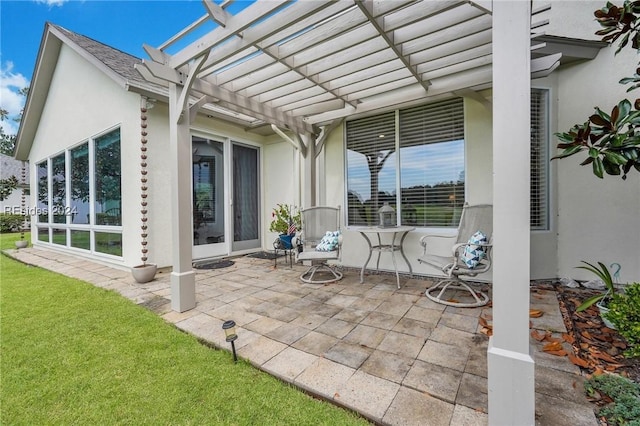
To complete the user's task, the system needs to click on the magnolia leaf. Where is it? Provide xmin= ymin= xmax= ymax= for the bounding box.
xmin=568 ymin=353 xmax=590 ymax=368
xmin=592 ymin=156 xmax=605 ymax=178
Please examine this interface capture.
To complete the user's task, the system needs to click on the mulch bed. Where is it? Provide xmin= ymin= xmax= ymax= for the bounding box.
xmin=556 ymin=286 xmax=639 ymax=383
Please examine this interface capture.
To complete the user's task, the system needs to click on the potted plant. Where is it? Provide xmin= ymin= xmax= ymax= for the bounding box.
xmin=131 ymin=97 xmax=157 ymax=283
xmin=576 ymin=261 xmax=619 ymax=328
xmin=269 ymin=204 xmax=301 ymax=250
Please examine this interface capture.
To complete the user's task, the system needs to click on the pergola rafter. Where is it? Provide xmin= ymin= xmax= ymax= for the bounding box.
xmin=137 ymin=0 xmax=558 ymax=137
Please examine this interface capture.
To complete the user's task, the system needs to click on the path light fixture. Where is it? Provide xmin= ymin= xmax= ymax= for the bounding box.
xmin=222 ymin=320 xmax=238 ymax=363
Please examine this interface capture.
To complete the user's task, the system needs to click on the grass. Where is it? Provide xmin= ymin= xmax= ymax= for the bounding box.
xmin=0 ymin=233 xmax=369 ymax=425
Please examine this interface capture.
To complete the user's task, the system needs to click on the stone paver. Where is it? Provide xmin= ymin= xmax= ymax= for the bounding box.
xmin=5 ymin=246 xmax=599 ymax=426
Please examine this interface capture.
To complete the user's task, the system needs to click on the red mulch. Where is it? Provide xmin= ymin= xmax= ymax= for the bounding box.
xmin=556 ymin=286 xmax=639 ymax=383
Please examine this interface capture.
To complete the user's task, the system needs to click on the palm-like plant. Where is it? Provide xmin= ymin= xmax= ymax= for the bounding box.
xmin=576 ymin=261 xmax=618 ymax=312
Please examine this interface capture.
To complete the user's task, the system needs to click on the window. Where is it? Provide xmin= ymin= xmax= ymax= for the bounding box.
xmin=35 ymin=127 xmax=122 ymax=257
xmin=346 ymin=98 xmax=465 ymax=227
xmin=531 ymin=88 xmax=549 ymax=230
xmin=70 ymin=143 xmax=89 ymax=225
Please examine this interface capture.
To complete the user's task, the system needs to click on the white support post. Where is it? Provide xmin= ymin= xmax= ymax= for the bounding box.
xmin=169 ymin=83 xmax=196 ymax=312
xmin=488 ymin=2 xmax=535 ymax=425
xmin=300 ymin=133 xmax=316 ymax=208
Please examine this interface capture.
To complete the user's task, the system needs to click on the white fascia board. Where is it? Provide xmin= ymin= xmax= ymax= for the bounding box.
xmin=531 ymin=53 xmax=562 ymax=79
xmin=14 ymin=26 xmax=61 ymax=161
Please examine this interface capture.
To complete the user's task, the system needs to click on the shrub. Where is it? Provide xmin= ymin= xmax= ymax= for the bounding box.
xmin=585 ymin=373 xmax=640 ymax=426
xmin=0 ymin=213 xmax=26 ymax=233
xmin=605 ymin=282 xmax=640 ymax=358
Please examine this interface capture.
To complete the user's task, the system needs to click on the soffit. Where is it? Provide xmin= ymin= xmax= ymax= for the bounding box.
xmin=137 ymin=0 xmax=560 ymax=136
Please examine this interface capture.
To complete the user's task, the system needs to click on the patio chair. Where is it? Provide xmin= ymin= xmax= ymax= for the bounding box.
xmin=296 ymin=206 xmax=343 ymax=284
xmin=417 ymin=204 xmax=493 ymax=307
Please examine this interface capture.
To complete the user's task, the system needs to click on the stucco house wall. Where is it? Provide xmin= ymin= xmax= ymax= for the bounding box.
xmin=555 ymin=43 xmax=640 ymax=283
xmin=27 ymin=43 xmax=141 ymax=267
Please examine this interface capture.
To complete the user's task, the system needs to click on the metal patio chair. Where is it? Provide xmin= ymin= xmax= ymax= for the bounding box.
xmin=296 ymin=206 xmax=343 ymax=284
xmin=417 ymin=204 xmax=493 ymax=307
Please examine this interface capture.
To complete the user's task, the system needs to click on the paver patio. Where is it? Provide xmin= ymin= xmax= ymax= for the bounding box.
xmin=6 ymin=247 xmax=597 ymax=425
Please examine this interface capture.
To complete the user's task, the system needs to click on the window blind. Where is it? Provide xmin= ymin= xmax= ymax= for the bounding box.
xmin=531 ymin=88 xmax=549 ymax=230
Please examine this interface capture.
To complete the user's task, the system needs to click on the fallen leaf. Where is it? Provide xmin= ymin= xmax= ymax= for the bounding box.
xmin=591 ymin=351 xmax=617 ymax=363
xmin=480 ymin=327 xmax=493 ymax=336
xmin=545 ymin=349 xmax=567 ymax=357
xmin=529 ymin=309 xmax=544 ymax=318
xmin=567 ymin=353 xmax=589 ymax=368
xmin=543 ymin=341 xmax=564 ymax=352
xmin=531 ymin=330 xmax=547 ymax=341
xmin=562 ymin=333 xmax=575 ymax=344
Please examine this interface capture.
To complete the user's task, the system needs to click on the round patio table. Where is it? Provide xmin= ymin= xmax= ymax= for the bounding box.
xmin=350 ymin=225 xmax=415 ymax=289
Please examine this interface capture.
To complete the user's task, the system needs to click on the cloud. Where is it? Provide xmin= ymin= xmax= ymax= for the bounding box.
xmin=35 ymin=0 xmax=69 ymax=6
xmin=0 ymin=62 xmax=30 ymax=135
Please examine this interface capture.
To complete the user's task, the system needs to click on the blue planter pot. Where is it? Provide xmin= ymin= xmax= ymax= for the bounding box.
xmin=279 ymin=234 xmax=294 ymax=249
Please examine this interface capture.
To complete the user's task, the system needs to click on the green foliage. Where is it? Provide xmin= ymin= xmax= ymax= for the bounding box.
xmin=553 ymin=1 xmax=640 ymax=180
xmin=269 ymin=204 xmax=301 ymax=234
xmin=0 ymin=213 xmax=25 ymax=233
xmin=585 ymin=373 xmax=640 ymax=425
xmin=0 ymin=126 xmax=16 ymax=156
xmin=0 ymin=175 xmax=18 ymax=201
xmin=576 ymin=261 xmax=618 ymax=312
xmin=604 ymin=282 xmax=640 ymax=358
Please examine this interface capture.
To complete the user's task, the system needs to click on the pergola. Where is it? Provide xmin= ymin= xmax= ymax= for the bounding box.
xmin=136 ymin=1 xmax=561 ymax=424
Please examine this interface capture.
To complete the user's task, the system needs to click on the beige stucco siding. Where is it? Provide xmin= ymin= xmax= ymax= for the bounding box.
xmin=555 ymin=44 xmax=640 ymax=283
xmin=28 ymin=43 xmax=141 ymax=267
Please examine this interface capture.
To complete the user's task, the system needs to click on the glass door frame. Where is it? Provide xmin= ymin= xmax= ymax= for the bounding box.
xmin=191 ymin=131 xmax=262 ymax=260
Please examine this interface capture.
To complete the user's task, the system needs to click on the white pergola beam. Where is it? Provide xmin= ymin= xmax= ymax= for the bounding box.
xmin=203 ymin=0 xmax=229 ymax=27
xmin=169 ymin=0 xmax=289 ymax=69
xmin=194 ymin=76 xmax=316 ymax=135
xmin=356 ymin=1 xmax=430 ymax=92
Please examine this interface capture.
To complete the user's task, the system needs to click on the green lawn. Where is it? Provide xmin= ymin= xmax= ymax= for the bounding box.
xmin=0 ymin=233 xmax=368 ymax=425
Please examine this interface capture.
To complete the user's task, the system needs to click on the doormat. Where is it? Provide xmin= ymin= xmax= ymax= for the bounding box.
xmin=193 ymin=259 xmax=235 ymax=270
xmin=246 ymin=251 xmax=281 ymax=260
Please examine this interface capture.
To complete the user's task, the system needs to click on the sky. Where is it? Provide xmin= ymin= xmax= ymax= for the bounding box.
xmin=0 ymin=0 xmax=252 ymax=135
